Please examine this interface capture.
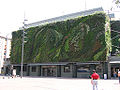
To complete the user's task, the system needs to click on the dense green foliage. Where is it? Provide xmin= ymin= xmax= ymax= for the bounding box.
xmin=10 ymin=12 xmax=111 ymax=64
xmin=111 ymin=21 xmax=120 ymax=55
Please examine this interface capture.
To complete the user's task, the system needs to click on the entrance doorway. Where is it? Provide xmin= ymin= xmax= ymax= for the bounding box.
xmin=111 ymin=64 xmax=120 ymax=78
xmin=111 ymin=67 xmax=119 ymax=78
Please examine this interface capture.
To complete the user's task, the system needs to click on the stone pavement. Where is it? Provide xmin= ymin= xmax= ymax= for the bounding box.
xmin=0 ymin=76 xmax=120 ymax=90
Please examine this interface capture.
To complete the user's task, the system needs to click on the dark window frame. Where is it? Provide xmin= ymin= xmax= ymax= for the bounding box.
xmin=31 ymin=66 xmax=36 ymax=72
xmin=64 ymin=65 xmax=70 ymax=73
xmin=23 ymin=66 xmax=27 ymax=72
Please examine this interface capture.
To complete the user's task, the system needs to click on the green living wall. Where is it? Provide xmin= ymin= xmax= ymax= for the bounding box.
xmin=10 ymin=12 xmax=111 ymax=64
xmin=111 ymin=21 xmax=120 ymax=55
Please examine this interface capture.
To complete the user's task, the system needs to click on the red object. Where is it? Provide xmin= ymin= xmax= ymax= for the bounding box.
xmin=91 ymin=73 xmax=100 ymax=79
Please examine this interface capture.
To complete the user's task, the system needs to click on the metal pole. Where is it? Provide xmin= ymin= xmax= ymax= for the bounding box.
xmin=21 ymin=27 xmax=25 ymax=78
xmin=21 ymin=12 xmax=27 ymax=78
xmin=85 ymin=0 xmax=87 ymax=10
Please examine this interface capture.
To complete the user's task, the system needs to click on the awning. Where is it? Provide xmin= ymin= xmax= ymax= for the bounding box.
xmin=11 ymin=61 xmax=101 ymax=66
xmin=28 ymin=62 xmax=68 ymax=66
xmin=76 ymin=62 xmax=100 ymax=65
xmin=109 ymin=61 xmax=120 ymax=64
xmin=109 ymin=56 xmax=120 ymax=64
xmin=11 ymin=64 xmax=27 ymax=66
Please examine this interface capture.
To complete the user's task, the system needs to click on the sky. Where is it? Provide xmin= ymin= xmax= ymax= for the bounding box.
xmin=0 ymin=0 xmax=119 ymax=37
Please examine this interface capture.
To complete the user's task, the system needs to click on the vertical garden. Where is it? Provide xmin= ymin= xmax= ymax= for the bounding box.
xmin=111 ymin=21 xmax=120 ymax=55
xmin=10 ymin=12 xmax=111 ymax=64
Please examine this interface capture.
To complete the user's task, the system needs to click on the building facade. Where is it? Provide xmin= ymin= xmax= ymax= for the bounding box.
xmin=9 ymin=7 xmax=118 ymax=79
xmin=0 ymin=34 xmax=11 ymax=74
xmin=12 ymin=62 xmax=105 ymax=78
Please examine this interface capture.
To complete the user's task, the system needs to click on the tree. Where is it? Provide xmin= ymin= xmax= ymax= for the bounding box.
xmin=111 ymin=0 xmax=120 ymax=10
xmin=114 ymin=0 xmax=120 ymax=4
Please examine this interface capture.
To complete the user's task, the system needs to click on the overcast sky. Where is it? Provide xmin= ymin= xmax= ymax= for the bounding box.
xmin=0 ymin=0 xmax=119 ymax=37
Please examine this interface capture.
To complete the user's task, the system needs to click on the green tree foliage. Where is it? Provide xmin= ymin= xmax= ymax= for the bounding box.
xmin=10 ymin=12 xmax=111 ymax=64
xmin=114 ymin=0 xmax=120 ymax=4
xmin=111 ymin=0 xmax=120 ymax=10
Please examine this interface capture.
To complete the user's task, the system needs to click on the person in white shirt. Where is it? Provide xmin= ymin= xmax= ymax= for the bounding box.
xmin=118 ymin=69 xmax=120 ymax=84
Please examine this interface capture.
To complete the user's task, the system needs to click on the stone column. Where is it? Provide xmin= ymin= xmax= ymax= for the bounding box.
xmin=56 ymin=65 xmax=61 ymax=77
xmin=41 ymin=66 xmax=43 ymax=76
xmin=38 ymin=66 xmax=41 ymax=76
xmin=27 ymin=66 xmax=30 ymax=76
xmin=103 ymin=62 xmax=111 ymax=79
xmin=72 ymin=64 xmax=77 ymax=78
xmin=107 ymin=62 xmax=111 ymax=79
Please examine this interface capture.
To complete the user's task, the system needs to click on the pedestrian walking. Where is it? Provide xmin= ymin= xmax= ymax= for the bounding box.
xmin=91 ymin=70 xmax=100 ymax=90
xmin=12 ymin=69 xmax=16 ymax=78
xmin=113 ymin=71 xmax=117 ymax=78
xmin=118 ymin=69 xmax=120 ymax=84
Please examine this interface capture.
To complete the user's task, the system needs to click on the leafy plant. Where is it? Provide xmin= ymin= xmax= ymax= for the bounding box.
xmin=10 ymin=12 xmax=111 ymax=64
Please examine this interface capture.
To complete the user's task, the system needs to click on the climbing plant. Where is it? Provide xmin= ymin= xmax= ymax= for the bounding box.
xmin=111 ymin=21 xmax=120 ymax=56
xmin=10 ymin=12 xmax=111 ymax=64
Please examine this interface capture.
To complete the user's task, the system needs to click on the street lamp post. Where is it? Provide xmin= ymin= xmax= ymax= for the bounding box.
xmin=21 ymin=18 xmax=27 ymax=78
xmin=21 ymin=28 xmax=24 ymax=78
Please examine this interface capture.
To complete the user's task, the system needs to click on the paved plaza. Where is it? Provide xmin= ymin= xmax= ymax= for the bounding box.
xmin=0 ymin=76 xmax=120 ymax=90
